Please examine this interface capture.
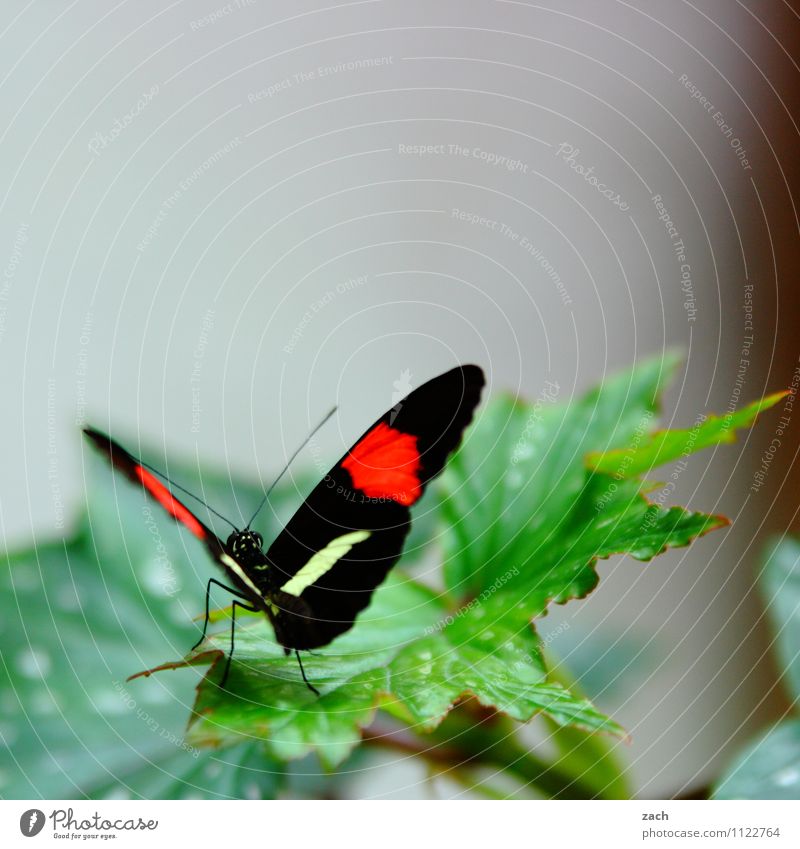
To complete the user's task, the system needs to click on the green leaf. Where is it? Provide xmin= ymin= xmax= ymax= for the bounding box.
xmin=173 ymin=578 xmax=621 ymax=768
xmin=441 ymin=355 xmax=679 ymax=598
xmin=440 ymin=355 xmax=726 ymax=610
xmin=714 ymin=720 xmax=800 ymax=800
xmin=587 ymin=392 xmax=787 ymax=478
xmin=760 ymin=537 xmax=800 ymax=701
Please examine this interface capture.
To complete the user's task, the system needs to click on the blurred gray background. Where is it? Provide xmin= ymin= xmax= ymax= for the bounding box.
xmin=2 ymin=0 xmax=799 ymax=798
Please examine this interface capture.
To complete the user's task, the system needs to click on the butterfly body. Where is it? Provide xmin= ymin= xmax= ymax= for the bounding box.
xmin=84 ymin=365 xmax=484 ymax=684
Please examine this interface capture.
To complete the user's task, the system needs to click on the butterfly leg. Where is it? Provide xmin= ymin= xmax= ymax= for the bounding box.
xmin=192 ymin=577 xmax=250 ymax=652
xmin=294 ymin=649 xmax=320 ymax=696
xmin=220 ymin=599 xmax=259 ymax=688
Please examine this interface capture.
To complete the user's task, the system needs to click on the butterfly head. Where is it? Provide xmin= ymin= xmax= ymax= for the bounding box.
xmin=227 ymin=530 xmax=264 ymax=560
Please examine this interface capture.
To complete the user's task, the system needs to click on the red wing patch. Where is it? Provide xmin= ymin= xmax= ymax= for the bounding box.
xmin=341 ymin=422 xmax=421 ymax=506
xmin=134 ymin=465 xmax=206 ymax=539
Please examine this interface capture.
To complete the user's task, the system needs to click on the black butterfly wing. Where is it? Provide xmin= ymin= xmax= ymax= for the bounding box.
xmin=261 ymin=365 xmax=485 ymax=650
xmin=81 ymin=428 xmax=255 ymax=590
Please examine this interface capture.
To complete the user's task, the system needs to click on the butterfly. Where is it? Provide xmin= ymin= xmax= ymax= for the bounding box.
xmin=83 ymin=364 xmax=484 ymax=693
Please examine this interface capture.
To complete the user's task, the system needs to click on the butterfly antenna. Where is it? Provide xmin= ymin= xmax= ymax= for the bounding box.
xmin=137 ymin=459 xmax=240 ymax=533
xmin=246 ymin=406 xmax=337 ymax=530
